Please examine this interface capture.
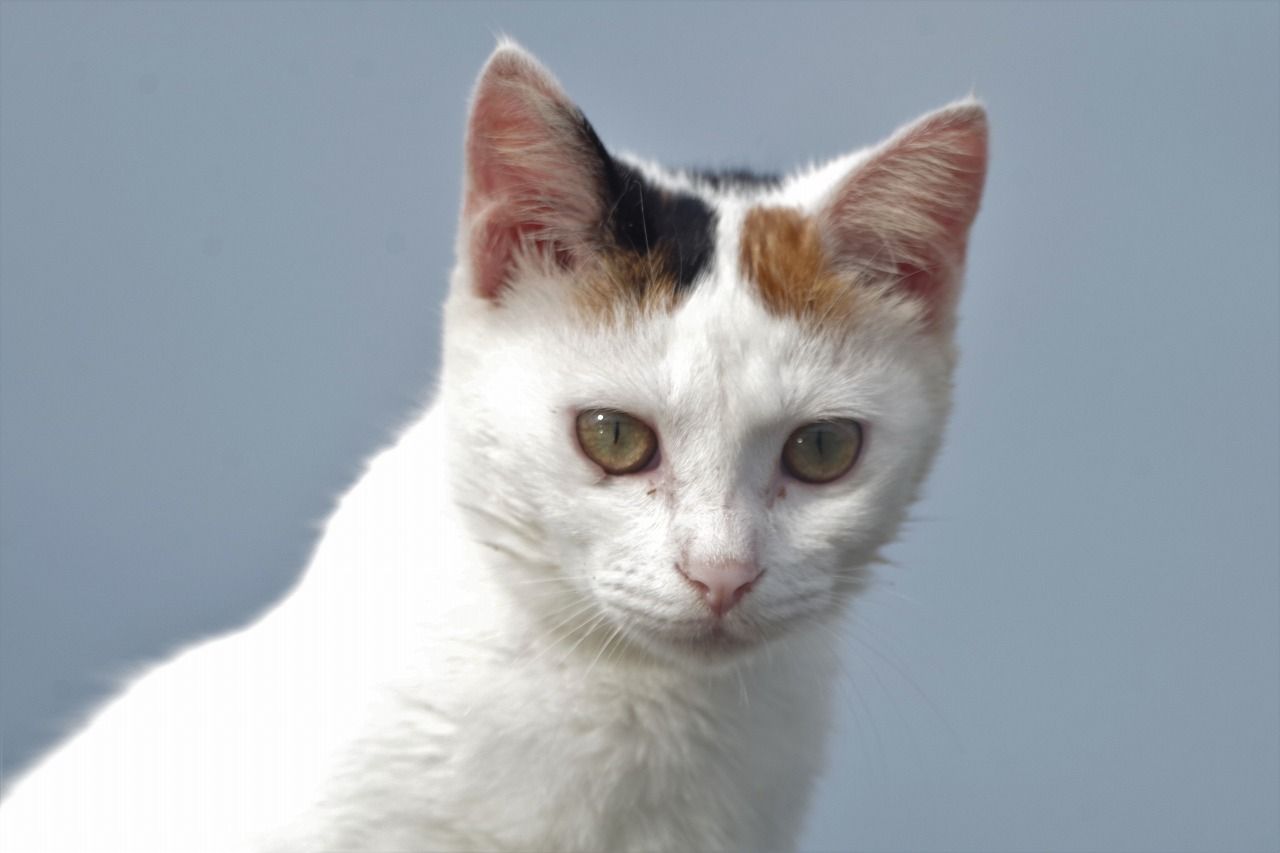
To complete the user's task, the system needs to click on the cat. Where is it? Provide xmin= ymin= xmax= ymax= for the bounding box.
xmin=0 ymin=41 xmax=987 ymax=853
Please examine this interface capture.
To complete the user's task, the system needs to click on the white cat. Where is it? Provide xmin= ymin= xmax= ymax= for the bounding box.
xmin=0 ymin=42 xmax=987 ymax=852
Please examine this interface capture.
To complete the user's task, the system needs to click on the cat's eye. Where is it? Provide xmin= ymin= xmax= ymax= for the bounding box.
xmin=781 ymin=420 xmax=863 ymax=484
xmin=576 ymin=409 xmax=658 ymax=475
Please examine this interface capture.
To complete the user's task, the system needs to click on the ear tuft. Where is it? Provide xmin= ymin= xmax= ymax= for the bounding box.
xmin=462 ymin=44 xmax=607 ymax=302
xmin=820 ymin=100 xmax=988 ymax=328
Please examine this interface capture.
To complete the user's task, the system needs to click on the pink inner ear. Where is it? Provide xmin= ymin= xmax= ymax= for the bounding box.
xmin=467 ymin=211 xmax=522 ymax=303
xmin=822 ymin=103 xmax=988 ymax=325
xmin=468 ymin=206 xmax=579 ymax=302
xmin=462 ymin=49 xmax=603 ymax=302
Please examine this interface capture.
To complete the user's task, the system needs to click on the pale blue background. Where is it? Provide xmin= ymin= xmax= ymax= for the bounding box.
xmin=2 ymin=3 xmax=1277 ymax=851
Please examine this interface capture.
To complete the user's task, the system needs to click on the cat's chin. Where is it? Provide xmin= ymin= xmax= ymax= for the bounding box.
xmin=604 ymin=611 xmax=774 ymax=669
xmin=646 ymin=631 xmax=763 ymax=668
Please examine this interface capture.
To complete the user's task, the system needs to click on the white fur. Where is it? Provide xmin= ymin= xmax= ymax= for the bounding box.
xmin=0 ymin=45 xmax=982 ymax=853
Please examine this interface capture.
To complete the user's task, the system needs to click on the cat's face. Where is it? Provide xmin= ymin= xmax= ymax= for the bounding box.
xmin=443 ymin=44 xmax=986 ymax=666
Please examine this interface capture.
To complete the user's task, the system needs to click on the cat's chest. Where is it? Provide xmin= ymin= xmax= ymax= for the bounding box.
xmin=422 ymin=644 xmax=820 ymax=851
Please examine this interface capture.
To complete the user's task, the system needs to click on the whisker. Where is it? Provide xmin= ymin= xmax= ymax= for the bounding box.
xmin=583 ymin=622 xmax=626 ymax=681
xmin=536 ymin=597 xmax=602 ymax=638
xmin=804 ymin=618 xmax=890 ymax=777
xmin=559 ymin=611 xmax=613 ymax=666
xmin=499 ymin=573 xmax=597 ymax=587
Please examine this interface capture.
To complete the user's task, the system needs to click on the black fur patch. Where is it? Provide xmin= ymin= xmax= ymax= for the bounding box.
xmin=687 ymin=167 xmax=783 ymax=191
xmin=578 ymin=115 xmax=716 ymax=292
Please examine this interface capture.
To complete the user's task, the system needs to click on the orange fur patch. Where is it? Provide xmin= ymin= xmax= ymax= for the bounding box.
xmin=739 ymin=206 xmax=867 ymax=326
xmin=573 ymin=248 xmax=683 ymax=320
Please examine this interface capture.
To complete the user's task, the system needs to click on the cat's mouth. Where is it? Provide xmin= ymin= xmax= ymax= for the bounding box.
xmin=597 ymin=599 xmax=768 ymax=663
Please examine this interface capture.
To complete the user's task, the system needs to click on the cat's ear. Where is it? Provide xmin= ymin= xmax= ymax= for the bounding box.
xmin=462 ymin=43 xmax=608 ymax=301
xmin=819 ymin=101 xmax=988 ymax=327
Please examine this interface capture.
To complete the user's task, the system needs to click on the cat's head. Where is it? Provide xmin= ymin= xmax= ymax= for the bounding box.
xmin=442 ymin=43 xmax=986 ymax=666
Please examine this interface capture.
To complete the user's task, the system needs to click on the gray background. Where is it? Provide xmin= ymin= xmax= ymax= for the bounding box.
xmin=2 ymin=2 xmax=1277 ymax=851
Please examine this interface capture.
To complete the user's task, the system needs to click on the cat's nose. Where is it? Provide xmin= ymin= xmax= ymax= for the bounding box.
xmin=678 ymin=559 xmax=763 ymax=618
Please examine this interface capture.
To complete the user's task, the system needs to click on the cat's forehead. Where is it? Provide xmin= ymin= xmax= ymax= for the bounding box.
xmin=571 ymin=234 xmax=900 ymax=426
xmin=577 ymin=156 xmax=880 ymax=336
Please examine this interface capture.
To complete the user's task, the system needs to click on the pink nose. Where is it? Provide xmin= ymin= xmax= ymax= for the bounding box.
xmin=679 ymin=560 xmax=763 ymax=617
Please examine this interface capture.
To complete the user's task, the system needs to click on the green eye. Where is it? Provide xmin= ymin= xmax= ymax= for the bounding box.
xmin=576 ymin=409 xmax=658 ymax=475
xmin=781 ymin=420 xmax=863 ymax=484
